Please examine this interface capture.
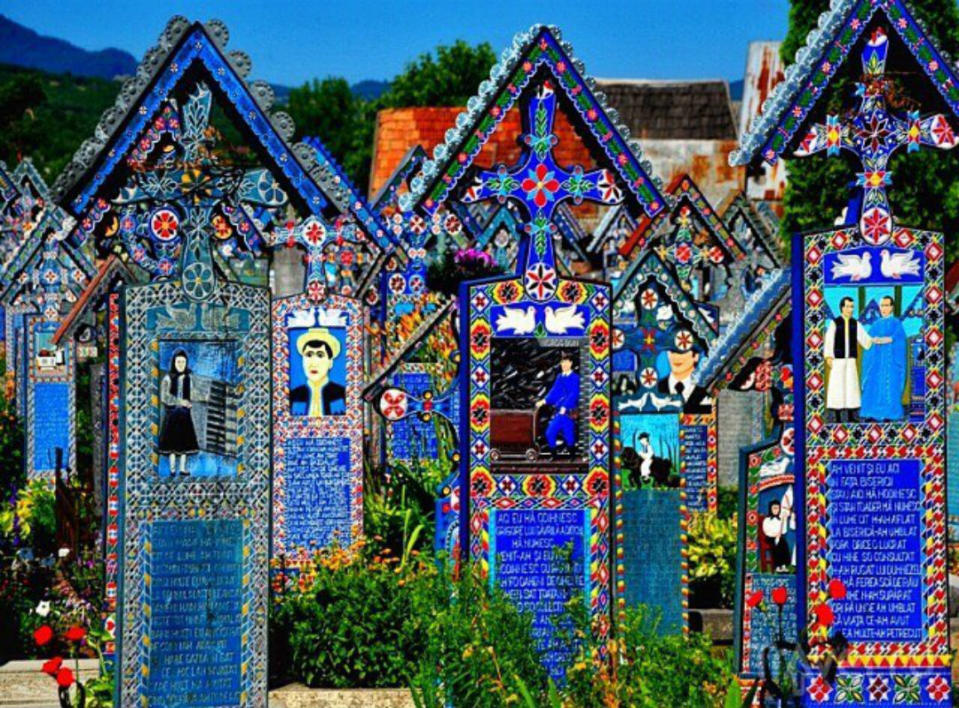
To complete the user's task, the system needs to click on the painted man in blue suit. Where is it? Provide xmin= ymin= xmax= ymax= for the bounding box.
xmin=535 ymin=351 xmax=580 ymax=454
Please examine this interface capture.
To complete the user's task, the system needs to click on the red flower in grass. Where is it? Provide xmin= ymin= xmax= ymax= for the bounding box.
xmin=65 ymin=625 xmax=86 ymax=642
xmin=56 ymin=667 xmax=74 ymax=688
xmin=41 ymin=657 xmax=62 ymax=676
xmin=746 ymin=590 xmax=764 ymax=608
xmin=771 ymin=586 xmax=788 ymax=606
xmin=34 ymin=625 xmax=54 ymax=646
xmin=828 ymin=579 xmax=847 ymax=600
xmin=814 ymin=604 xmax=835 ymax=628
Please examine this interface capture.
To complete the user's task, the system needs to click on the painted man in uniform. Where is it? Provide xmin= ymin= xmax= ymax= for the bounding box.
xmin=536 ymin=352 xmax=579 ymax=455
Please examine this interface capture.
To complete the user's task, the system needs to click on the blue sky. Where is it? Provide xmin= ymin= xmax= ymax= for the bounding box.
xmin=3 ymin=0 xmax=791 ymax=86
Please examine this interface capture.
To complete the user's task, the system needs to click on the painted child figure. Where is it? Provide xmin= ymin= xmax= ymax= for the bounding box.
xmin=536 ymin=352 xmax=580 ymax=455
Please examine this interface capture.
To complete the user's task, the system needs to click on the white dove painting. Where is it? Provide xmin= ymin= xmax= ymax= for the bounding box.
xmin=494 ymin=305 xmax=536 ymax=335
xmin=544 ymin=304 xmax=586 ymax=334
xmin=830 ymin=251 xmax=872 ymax=281
xmin=879 ymin=249 xmax=921 ymax=279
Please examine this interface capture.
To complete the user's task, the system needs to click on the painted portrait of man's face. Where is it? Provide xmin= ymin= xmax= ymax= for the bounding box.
xmin=880 ymin=297 xmax=894 ymax=317
xmin=667 ymin=349 xmax=699 ymax=379
xmin=302 ymin=341 xmax=334 ymax=383
xmin=841 ymin=298 xmax=855 ymax=318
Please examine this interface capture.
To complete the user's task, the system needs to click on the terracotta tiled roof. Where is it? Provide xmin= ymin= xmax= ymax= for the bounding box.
xmin=370 ymin=104 xmax=597 ymax=198
xmin=369 ymin=79 xmax=738 ymax=197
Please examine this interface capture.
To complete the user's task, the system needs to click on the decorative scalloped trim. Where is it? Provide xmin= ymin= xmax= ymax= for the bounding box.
xmin=301 ymin=137 xmax=396 ymax=250
xmin=612 ymin=249 xmax=716 ymax=346
xmin=0 ymin=206 xmax=86 ymax=303
xmin=620 ymin=173 xmax=744 ymax=261
xmin=399 ymin=24 xmax=665 ymax=216
xmin=695 ymin=269 xmax=790 ymax=387
xmin=372 ymin=145 xmax=428 ymax=213
xmin=51 ymin=16 xmax=391 ymax=256
xmin=52 ymin=15 xmax=193 ymax=202
xmin=732 ymin=0 xmax=959 ymax=166
xmin=587 ymin=203 xmax=636 ymax=254
xmin=720 ymin=193 xmax=784 ymax=268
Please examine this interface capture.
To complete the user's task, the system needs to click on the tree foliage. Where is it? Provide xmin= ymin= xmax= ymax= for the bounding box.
xmin=387 ymin=40 xmax=497 ymax=107
xmin=780 ymin=0 xmax=959 ymax=266
xmin=287 ymin=40 xmax=495 ymax=191
xmin=0 ymin=65 xmax=117 ymax=180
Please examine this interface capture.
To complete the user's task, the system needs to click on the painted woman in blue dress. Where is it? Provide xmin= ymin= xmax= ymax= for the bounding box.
xmin=860 ymin=296 xmax=906 ymax=421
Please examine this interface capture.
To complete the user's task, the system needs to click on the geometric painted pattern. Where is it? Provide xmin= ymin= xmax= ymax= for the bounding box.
xmin=799 ymin=226 xmax=950 ymax=699
xmin=116 ymin=280 xmax=271 ymax=706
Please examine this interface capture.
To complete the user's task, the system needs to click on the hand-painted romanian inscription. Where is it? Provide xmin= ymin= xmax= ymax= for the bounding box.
xmin=826 ymin=459 xmax=922 ymax=642
xmin=147 ymin=520 xmax=243 ymax=705
xmin=490 ymin=508 xmax=586 ymax=683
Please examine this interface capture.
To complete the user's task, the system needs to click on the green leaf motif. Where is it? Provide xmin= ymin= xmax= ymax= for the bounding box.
xmin=562 ymin=173 xmax=590 ymax=201
xmin=892 ymin=674 xmax=920 ymax=704
xmin=835 ymin=674 xmax=863 ymax=704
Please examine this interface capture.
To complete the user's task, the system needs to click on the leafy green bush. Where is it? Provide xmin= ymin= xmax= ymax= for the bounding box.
xmin=409 ymin=565 xmax=549 ymax=708
xmin=687 ymin=512 xmax=738 ymax=609
xmin=559 ymin=604 xmax=733 ymax=707
xmin=363 ymin=461 xmax=436 ymax=561
xmin=270 ymin=547 xmax=435 ymax=688
xmin=717 ymin=485 xmax=738 ymax=522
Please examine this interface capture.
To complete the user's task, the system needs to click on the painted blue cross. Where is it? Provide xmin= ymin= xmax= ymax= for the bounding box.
xmin=109 ymin=83 xmax=287 ymax=299
xmin=795 ymin=26 xmax=956 ymax=245
xmin=461 ymin=81 xmax=623 ymax=299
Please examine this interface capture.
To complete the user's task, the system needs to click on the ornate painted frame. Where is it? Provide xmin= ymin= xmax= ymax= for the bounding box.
xmin=460 ymin=273 xmax=613 ymax=655
xmin=116 ymin=280 xmax=271 ymax=707
xmin=271 ymin=293 xmax=364 ymax=560
xmin=24 ymin=314 xmax=76 ymax=479
xmin=796 ymin=226 xmax=950 ymax=702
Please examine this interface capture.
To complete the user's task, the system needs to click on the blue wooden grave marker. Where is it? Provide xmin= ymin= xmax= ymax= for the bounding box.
xmin=734 ymin=4 xmax=956 ymax=701
xmin=398 ymin=24 xmax=670 ymax=682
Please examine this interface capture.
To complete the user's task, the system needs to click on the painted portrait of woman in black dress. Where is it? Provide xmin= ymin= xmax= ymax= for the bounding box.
xmin=158 ymin=349 xmax=199 ymax=476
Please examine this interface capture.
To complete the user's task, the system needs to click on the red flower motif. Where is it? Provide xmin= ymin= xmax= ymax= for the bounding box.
xmin=65 ymin=625 xmax=86 ymax=642
xmin=41 ymin=657 xmax=63 ymax=676
xmin=470 ymin=323 xmax=491 ymax=356
xmin=33 ymin=625 xmax=54 ymax=647
xmin=584 ymin=473 xmax=608 ymax=496
xmin=526 ymin=475 xmax=551 ymax=497
xmin=814 ymin=603 xmax=834 ymax=627
xmin=590 ymin=323 xmax=610 ymax=356
xmin=55 ymin=667 xmax=74 ymax=688
xmin=862 ymin=208 xmax=890 ymax=243
xmin=746 ymin=590 xmax=764 ymax=608
xmin=470 ymin=399 xmax=489 ymax=428
xmin=771 ymin=586 xmax=788 ymax=606
xmin=470 ymin=474 xmax=493 ymax=497
xmin=828 ymin=578 xmax=847 ymax=600
xmin=590 ymin=399 xmax=609 ymax=428
xmin=520 ymin=164 xmax=560 ymax=209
